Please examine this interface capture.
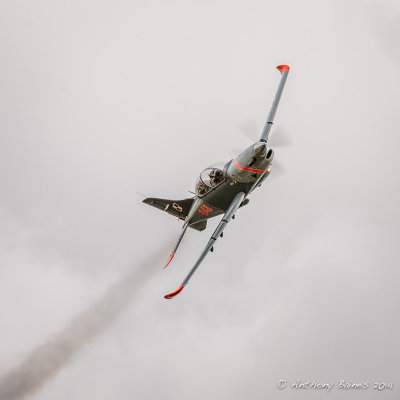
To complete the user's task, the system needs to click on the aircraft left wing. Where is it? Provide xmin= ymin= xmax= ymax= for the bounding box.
xmin=164 ymin=191 xmax=246 ymax=299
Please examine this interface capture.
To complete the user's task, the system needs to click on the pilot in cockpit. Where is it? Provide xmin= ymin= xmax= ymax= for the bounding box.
xmin=197 ymin=181 xmax=207 ymax=195
xmin=209 ymin=168 xmax=224 ymax=186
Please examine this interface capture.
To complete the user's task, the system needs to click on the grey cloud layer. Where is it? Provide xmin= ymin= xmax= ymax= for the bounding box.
xmin=0 ymin=0 xmax=399 ymax=399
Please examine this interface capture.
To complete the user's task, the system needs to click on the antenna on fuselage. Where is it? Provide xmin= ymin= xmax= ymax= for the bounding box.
xmin=260 ymin=65 xmax=290 ymax=143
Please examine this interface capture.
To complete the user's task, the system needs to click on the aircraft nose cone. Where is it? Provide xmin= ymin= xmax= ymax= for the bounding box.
xmin=253 ymin=142 xmax=267 ymax=156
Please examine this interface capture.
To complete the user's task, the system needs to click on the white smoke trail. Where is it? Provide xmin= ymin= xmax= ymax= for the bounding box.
xmin=0 ymin=243 xmax=172 ymax=400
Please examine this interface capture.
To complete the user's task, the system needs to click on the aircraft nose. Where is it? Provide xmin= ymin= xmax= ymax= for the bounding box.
xmin=253 ymin=142 xmax=267 ymax=156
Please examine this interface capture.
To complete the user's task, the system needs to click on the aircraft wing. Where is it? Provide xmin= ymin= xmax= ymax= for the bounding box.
xmin=260 ymin=65 xmax=290 ymax=142
xmin=164 ymin=191 xmax=246 ymax=299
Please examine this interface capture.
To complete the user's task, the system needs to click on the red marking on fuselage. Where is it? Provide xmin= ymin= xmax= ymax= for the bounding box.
xmin=234 ymin=158 xmax=266 ymax=174
xmin=198 ymin=204 xmax=213 ymax=216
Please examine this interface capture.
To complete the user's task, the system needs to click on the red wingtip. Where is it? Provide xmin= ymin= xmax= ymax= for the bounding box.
xmin=164 ymin=286 xmax=184 ymax=299
xmin=163 ymin=253 xmax=175 ymax=269
xmin=277 ymin=65 xmax=290 ymax=74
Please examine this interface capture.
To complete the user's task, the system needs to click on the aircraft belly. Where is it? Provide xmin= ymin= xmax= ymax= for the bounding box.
xmin=186 ymin=181 xmax=247 ymax=225
xmin=202 ymin=181 xmax=250 ymax=212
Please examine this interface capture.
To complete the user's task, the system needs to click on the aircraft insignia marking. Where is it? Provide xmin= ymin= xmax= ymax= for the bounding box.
xmin=198 ymin=205 xmax=213 ymax=216
xmin=172 ymin=203 xmax=183 ymax=213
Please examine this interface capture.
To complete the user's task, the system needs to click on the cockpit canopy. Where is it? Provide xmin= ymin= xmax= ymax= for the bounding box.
xmin=195 ymin=161 xmax=228 ymax=197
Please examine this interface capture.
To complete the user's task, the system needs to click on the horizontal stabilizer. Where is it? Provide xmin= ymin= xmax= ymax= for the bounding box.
xmin=189 ymin=220 xmax=207 ymax=232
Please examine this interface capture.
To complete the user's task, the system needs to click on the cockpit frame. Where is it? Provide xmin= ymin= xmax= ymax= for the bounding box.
xmin=195 ymin=161 xmax=230 ymax=197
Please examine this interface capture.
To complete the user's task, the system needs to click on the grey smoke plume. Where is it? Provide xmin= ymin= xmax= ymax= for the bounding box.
xmin=0 ymin=244 xmax=171 ymax=400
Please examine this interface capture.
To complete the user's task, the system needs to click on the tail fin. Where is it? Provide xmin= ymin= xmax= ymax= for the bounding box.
xmin=143 ymin=197 xmax=194 ymax=220
xmin=143 ymin=197 xmax=196 ymax=269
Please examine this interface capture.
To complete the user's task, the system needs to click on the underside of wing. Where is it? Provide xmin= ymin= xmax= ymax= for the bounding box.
xmin=164 ymin=192 xmax=246 ymax=299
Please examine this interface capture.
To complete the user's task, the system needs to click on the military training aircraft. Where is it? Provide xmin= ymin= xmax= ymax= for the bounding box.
xmin=143 ymin=65 xmax=290 ymax=299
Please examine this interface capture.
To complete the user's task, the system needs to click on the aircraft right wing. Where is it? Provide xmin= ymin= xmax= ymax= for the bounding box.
xmin=164 ymin=191 xmax=246 ymax=299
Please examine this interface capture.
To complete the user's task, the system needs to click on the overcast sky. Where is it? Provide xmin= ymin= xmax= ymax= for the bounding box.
xmin=0 ymin=0 xmax=399 ymax=399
